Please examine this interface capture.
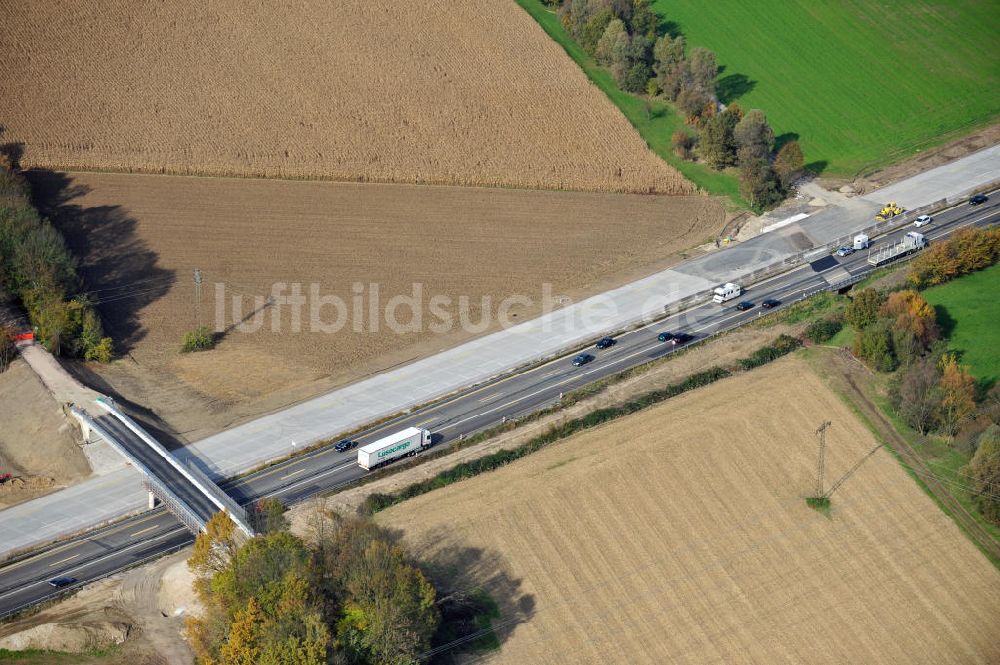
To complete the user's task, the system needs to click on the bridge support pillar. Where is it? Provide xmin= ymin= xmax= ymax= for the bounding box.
xmin=148 ymin=491 xmax=158 ymax=510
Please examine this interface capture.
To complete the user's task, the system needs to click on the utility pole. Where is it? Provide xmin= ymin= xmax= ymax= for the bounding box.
xmin=815 ymin=421 xmax=832 ymax=497
xmin=193 ymin=268 xmax=203 ymax=327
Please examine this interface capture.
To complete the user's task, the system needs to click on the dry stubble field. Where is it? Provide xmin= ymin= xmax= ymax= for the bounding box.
xmin=378 ymin=358 xmax=1000 ymax=665
xmin=2 ymin=0 xmax=690 ymax=194
xmin=34 ymin=171 xmax=723 ymax=441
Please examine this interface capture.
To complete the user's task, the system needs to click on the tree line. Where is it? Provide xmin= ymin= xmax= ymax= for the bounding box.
xmin=547 ymin=0 xmax=804 ymax=209
xmin=0 ymin=159 xmax=112 ymax=362
xmin=187 ymin=502 xmax=495 ymax=665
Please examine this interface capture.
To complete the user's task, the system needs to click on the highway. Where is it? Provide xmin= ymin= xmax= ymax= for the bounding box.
xmin=1 ymin=193 xmax=997 ymax=618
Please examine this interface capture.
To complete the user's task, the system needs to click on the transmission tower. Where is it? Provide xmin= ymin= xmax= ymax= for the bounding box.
xmin=815 ymin=421 xmax=832 ymax=497
xmin=193 ymin=268 xmax=203 ymax=326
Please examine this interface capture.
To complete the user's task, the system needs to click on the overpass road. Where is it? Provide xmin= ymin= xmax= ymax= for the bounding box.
xmin=0 ymin=194 xmax=997 ymax=618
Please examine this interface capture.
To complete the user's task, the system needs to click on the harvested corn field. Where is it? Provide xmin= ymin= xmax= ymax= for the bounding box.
xmin=32 ymin=171 xmax=723 ymax=441
xmin=378 ymin=358 xmax=1000 ymax=665
xmin=2 ymin=1 xmax=691 ymax=194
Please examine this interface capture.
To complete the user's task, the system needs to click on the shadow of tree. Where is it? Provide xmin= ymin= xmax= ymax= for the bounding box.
xmin=23 ymin=169 xmax=174 ymax=353
xmin=934 ymin=304 xmax=957 ymax=339
xmin=805 ymin=160 xmax=828 ymax=175
xmin=774 ymin=132 xmax=800 ymax=152
xmin=717 ymin=73 xmax=756 ymax=104
xmin=382 ymin=525 xmax=535 ymax=662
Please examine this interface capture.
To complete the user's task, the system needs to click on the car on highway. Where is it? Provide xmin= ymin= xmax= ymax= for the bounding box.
xmin=761 ymin=299 xmax=781 ymax=309
xmin=595 ymin=336 xmax=615 ymax=349
xmin=671 ymin=332 xmax=694 ymax=345
xmin=736 ymin=301 xmax=754 ymax=311
xmin=657 ymin=331 xmax=674 ymax=342
xmin=913 ymin=214 xmax=932 ymax=227
xmin=835 ymin=246 xmax=854 ymax=257
xmin=48 ymin=576 xmax=77 ymax=588
xmin=334 ymin=439 xmax=357 ymax=452
xmin=969 ymin=194 xmax=988 ymax=206
xmin=572 ymin=353 xmax=594 ymax=367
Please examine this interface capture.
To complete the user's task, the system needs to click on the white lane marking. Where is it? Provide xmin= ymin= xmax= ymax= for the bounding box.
xmin=48 ymin=555 xmax=78 ymax=568
xmin=129 ymin=525 xmax=159 ymax=539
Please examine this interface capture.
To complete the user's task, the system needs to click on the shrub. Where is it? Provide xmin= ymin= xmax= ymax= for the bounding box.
xmin=181 ymin=325 xmax=216 ymax=353
xmin=671 ymin=131 xmax=695 ymax=160
xmin=804 ymin=318 xmax=842 ymax=344
xmin=737 ymin=334 xmax=801 ymax=370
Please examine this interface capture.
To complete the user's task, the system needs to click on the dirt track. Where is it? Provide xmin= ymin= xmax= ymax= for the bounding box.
xmin=1 ymin=0 xmax=690 ymax=195
xmin=378 ymin=357 xmax=1000 ymax=664
xmin=31 ymin=171 xmax=723 ymax=443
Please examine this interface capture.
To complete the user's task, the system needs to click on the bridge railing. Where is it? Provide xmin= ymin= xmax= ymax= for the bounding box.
xmin=71 ymin=406 xmax=206 ymax=534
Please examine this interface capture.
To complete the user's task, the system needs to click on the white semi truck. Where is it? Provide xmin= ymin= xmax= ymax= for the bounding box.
xmin=357 ymin=427 xmax=432 ymax=470
xmin=712 ymin=282 xmax=742 ymax=303
xmin=867 ymin=231 xmax=926 ymax=267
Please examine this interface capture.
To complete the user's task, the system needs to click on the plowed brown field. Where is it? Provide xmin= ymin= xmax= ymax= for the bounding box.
xmin=378 ymin=358 xmax=1000 ymax=665
xmin=2 ymin=1 xmax=690 ymax=194
xmin=34 ymin=171 xmax=722 ymax=441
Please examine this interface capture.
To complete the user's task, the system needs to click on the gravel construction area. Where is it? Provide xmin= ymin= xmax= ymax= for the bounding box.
xmin=29 ymin=171 xmax=723 ymax=444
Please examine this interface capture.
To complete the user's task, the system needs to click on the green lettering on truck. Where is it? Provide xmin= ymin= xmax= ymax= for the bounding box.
xmin=378 ymin=440 xmax=412 ymax=459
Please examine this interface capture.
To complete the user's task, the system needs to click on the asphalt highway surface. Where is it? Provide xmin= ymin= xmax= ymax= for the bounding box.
xmin=1 ymin=193 xmax=997 ymax=618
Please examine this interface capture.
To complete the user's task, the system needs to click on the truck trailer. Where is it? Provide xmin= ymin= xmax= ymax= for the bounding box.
xmin=357 ymin=427 xmax=432 ymax=470
xmin=712 ymin=282 xmax=742 ymax=304
xmin=867 ymin=231 xmax=926 ymax=267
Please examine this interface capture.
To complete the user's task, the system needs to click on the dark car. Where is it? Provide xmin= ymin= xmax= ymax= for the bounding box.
xmin=334 ymin=439 xmax=357 ymax=452
xmin=671 ymin=332 xmax=694 ymax=345
xmin=595 ymin=336 xmax=615 ymax=349
xmin=572 ymin=353 xmax=594 ymax=367
xmin=48 ymin=576 xmax=77 ymax=588
xmin=657 ymin=331 xmax=674 ymax=342
xmin=761 ymin=299 xmax=781 ymax=309
xmin=736 ymin=301 xmax=754 ymax=311
xmin=969 ymin=194 xmax=988 ymax=206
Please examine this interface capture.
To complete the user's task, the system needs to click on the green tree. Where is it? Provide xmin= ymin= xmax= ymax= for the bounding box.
xmin=844 ymin=288 xmax=886 ymax=330
xmin=967 ymin=425 xmax=1000 ymax=525
xmin=595 ymin=18 xmax=626 ymax=65
xmin=252 ymin=497 xmax=289 ymax=534
xmin=739 ymin=158 xmax=782 ymax=209
xmin=773 ymin=140 xmax=805 ymax=188
xmin=891 ymin=357 xmax=941 ymax=434
xmin=339 ymin=539 xmax=439 ymax=665
xmin=699 ymin=111 xmax=737 ymax=169
xmin=653 ymin=34 xmax=686 ymax=100
xmin=687 ymin=47 xmax=718 ymax=98
xmin=579 ymin=6 xmax=614 ymax=55
xmin=627 ymin=0 xmax=657 ymax=37
xmin=733 ymin=109 xmax=775 ymax=166
xmin=854 ymin=319 xmax=897 ymax=372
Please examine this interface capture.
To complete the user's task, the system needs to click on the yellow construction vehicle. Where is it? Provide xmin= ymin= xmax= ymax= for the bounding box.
xmin=875 ymin=201 xmax=904 ymax=221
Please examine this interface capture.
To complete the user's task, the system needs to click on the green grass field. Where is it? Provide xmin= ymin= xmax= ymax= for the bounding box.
xmin=652 ymin=0 xmax=1000 ymax=177
xmin=923 ymin=262 xmax=1000 ymax=385
xmin=515 ymin=0 xmax=744 ymax=205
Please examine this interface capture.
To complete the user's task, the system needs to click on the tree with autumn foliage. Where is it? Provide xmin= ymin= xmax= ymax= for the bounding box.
xmin=908 ymin=226 xmax=1000 ymax=287
xmin=879 ymin=289 xmax=939 ymax=350
xmin=937 ymin=354 xmax=976 ymax=435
